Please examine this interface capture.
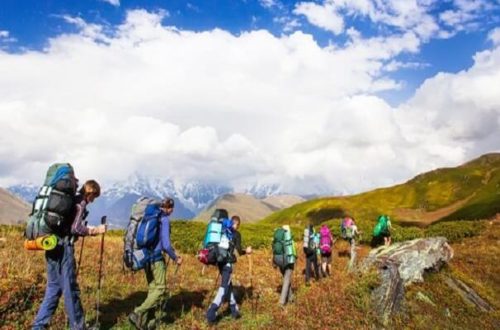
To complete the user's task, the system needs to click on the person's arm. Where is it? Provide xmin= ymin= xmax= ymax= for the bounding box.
xmin=160 ymin=216 xmax=178 ymax=261
xmin=234 ymin=231 xmax=246 ymax=256
xmin=71 ymin=201 xmax=90 ymax=236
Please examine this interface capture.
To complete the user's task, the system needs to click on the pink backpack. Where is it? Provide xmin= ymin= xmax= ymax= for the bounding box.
xmin=319 ymin=225 xmax=333 ymax=254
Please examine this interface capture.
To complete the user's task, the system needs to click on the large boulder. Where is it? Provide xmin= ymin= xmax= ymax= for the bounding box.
xmin=362 ymin=237 xmax=454 ymax=324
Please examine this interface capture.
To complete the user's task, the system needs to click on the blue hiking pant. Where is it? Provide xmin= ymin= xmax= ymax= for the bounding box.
xmin=32 ymin=241 xmax=85 ymax=330
xmin=212 ymin=263 xmax=237 ymax=307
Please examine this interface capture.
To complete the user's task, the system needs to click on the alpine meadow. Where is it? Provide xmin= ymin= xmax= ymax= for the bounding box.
xmin=1 ymin=1 xmax=500 ymax=330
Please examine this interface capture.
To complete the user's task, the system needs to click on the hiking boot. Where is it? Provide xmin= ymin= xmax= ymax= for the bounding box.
xmin=230 ymin=304 xmax=241 ymax=319
xmin=206 ymin=303 xmax=218 ymax=324
xmin=128 ymin=312 xmax=145 ymax=330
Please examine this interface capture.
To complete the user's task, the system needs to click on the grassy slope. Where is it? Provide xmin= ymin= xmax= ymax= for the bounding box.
xmin=262 ymin=153 xmax=500 ymax=228
xmin=1 ymin=221 xmax=498 ymax=329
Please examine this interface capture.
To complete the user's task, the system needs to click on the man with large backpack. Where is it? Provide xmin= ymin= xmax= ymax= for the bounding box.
xmin=272 ymin=225 xmax=296 ymax=305
xmin=206 ymin=214 xmax=241 ymax=324
xmin=319 ymin=224 xmax=335 ymax=277
xmin=127 ymin=197 xmax=182 ymax=330
xmin=30 ymin=163 xmax=106 ymax=330
xmin=303 ymin=224 xmax=320 ymax=285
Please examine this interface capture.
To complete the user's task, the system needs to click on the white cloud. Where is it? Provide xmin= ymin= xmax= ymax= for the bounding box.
xmin=0 ymin=10 xmax=499 ymax=194
xmin=489 ymin=27 xmax=500 ymax=46
xmin=0 ymin=30 xmax=17 ymax=43
xmin=293 ymin=0 xmax=498 ymax=43
xmin=294 ymin=2 xmax=344 ymax=34
xmin=100 ymin=0 xmax=120 ymax=7
xmin=259 ymin=0 xmax=280 ymax=9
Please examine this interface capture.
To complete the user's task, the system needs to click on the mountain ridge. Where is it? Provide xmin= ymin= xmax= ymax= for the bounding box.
xmin=263 ymin=152 xmax=500 ymax=227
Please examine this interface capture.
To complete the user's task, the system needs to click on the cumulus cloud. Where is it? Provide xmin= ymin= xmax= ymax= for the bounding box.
xmin=294 ymin=2 xmax=344 ymax=34
xmin=0 ymin=10 xmax=498 ymax=195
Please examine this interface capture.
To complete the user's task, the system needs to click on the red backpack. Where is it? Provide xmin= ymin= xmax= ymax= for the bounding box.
xmin=319 ymin=225 xmax=333 ymax=254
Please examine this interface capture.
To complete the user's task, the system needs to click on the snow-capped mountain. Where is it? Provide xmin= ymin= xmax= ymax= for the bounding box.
xmin=7 ymin=183 xmax=39 ymax=203
xmin=7 ymin=174 xmax=289 ymax=228
xmin=243 ymin=183 xmax=282 ymax=199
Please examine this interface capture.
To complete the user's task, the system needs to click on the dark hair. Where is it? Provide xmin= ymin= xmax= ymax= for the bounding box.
xmin=79 ymin=180 xmax=101 ymax=198
xmin=162 ymin=197 xmax=175 ymax=209
xmin=231 ymin=215 xmax=241 ymax=225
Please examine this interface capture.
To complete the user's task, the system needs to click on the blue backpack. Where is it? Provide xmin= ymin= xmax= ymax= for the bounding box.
xmin=123 ymin=197 xmax=163 ymax=271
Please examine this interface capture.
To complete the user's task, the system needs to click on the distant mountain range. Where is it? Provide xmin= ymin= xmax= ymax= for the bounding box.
xmin=0 ymin=187 xmax=30 ymax=225
xmin=7 ymin=173 xmax=295 ymax=228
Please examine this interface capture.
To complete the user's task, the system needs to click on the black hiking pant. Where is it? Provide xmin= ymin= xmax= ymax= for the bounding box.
xmin=304 ymin=249 xmax=319 ymax=283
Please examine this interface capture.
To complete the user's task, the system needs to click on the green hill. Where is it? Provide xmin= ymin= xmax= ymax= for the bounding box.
xmin=262 ymin=153 xmax=500 ymax=228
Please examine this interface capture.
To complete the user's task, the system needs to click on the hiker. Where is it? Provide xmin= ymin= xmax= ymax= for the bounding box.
xmin=303 ymin=224 xmax=320 ymax=285
xmin=372 ymin=214 xmax=392 ymax=247
xmin=33 ymin=180 xmax=106 ymax=330
xmin=128 ymin=198 xmax=182 ymax=330
xmin=206 ymin=216 xmax=245 ymax=324
xmin=341 ymin=217 xmax=359 ymax=271
xmin=319 ymin=224 xmax=335 ymax=277
xmin=272 ymin=225 xmax=296 ymax=305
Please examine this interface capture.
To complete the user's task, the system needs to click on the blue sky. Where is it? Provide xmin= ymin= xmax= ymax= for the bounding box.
xmin=0 ymin=0 xmax=499 ymax=194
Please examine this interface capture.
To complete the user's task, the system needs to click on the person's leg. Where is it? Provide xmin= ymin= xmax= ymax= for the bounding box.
xmin=207 ymin=264 xmax=232 ymax=323
xmin=133 ymin=260 xmax=166 ymax=327
xmin=348 ymin=239 xmax=356 ymax=270
xmin=32 ymin=248 xmax=63 ymax=329
xmin=226 ymin=277 xmax=240 ymax=318
xmin=60 ymin=243 xmax=85 ymax=330
xmin=279 ymin=267 xmax=293 ymax=305
xmin=326 ymin=255 xmax=332 ymax=276
xmin=312 ymin=254 xmax=320 ymax=281
xmin=305 ymin=254 xmax=312 ymax=284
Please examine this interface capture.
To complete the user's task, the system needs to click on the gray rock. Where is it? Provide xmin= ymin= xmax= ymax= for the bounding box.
xmin=445 ymin=276 xmax=494 ymax=312
xmin=362 ymin=237 xmax=454 ymax=325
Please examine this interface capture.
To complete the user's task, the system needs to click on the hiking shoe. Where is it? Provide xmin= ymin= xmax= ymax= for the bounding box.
xmin=128 ymin=312 xmax=145 ymax=330
xmin=206 ymin=303 xmax=218 ymax=324
xmin=230 ymin=304 xmax=241 ymax=319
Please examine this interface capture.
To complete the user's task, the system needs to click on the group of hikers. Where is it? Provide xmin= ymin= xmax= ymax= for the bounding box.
xmin=23 ymin=163 xmax=393 ymax=329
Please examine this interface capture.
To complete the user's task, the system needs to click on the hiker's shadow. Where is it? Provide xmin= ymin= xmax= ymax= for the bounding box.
xmin=161 ymin=289 xmax=209 ymax=324
xmin=233 ymin=285 xmax=255 ymax=304
xmin=97 ymin=289 xmax=209 ymax=329
xmin=98 ymin=291 xmax=146 ymax=329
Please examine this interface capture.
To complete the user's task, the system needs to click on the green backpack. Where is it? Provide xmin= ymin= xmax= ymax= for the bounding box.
xmin=373 ymin=215 xmax=389 ymax=237
xmin=272 ymin=227 xmax=296 ymax=266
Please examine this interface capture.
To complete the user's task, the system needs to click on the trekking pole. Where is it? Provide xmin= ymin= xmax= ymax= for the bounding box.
xmin=249 ymin=253 xmax=256 ymax=316
xmin=75 ymin=220 xmax=88 ymax=278
xmin=90 ymin=216 xmax=106 ymax=330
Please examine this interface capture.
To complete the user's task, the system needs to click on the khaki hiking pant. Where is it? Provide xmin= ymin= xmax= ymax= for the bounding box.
xmin=135 ymin=259 xmax=167 ymax=324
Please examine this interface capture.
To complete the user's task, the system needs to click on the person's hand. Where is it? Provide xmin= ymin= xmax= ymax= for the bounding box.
xmin=89 ymin=225 xmax=106 ymax=236
xmin=175 ymin=256 xmax=183 ymax=266
xmin=246 ymin=246 xmax=253 ymax=254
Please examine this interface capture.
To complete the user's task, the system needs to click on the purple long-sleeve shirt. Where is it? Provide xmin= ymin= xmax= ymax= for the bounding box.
xmin=71 ymin=196 xmax=90 ymax=236
xmin=154 ymin=214 xmax=177 ymax=261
